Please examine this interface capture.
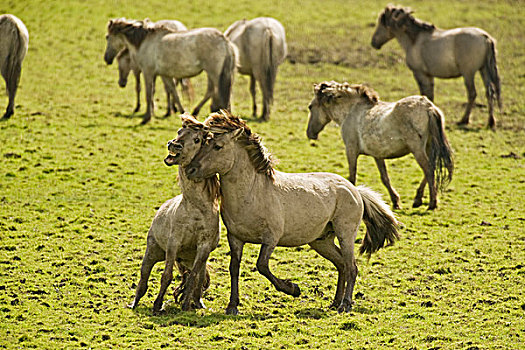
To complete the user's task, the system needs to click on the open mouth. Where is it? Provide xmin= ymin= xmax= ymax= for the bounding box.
xmin=164 ymin=149 xmax=181 ymax=166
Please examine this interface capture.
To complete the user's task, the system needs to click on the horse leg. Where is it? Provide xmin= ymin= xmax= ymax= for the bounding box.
xmin=480 ymin=67 xmax=496 ymax=130
xmin=374 ymin=158 xmax=401 ymax=209
xmin=226 ymin=234 xmax=245 ymax=315
xmin=250 ymin=75 xmax=257 ymax=118
xmin=128 ymin=237 xmax=165 ymax=309
xmin=345 ymin=146 xmax=359 ymax=185
xmin=161 ymin=77 xmax=184 ymax=117
xmin=142 ymin=74 xmax=156 ymax=124
xmin=152 ymin=241 xmax=179 ymax=314
xmin=2 ymin=63 xmax=22 ymax=120
xmin=309 ymin=236 xmax=345 ymax=310
xmin=332 ymin=219 xmax=359 ymax=313
xmin=190 ymin=265 xmax=208 ymax=309
xmin=413 ymin=71 xmax=434 ymax=101
xmin=411 ymin=149 xmax=437 ymax=210
xmin=412 ymin=177 xmax=427 ymax=208
xmin=192 ymin=77 xmax=213 ymax=116
xmin=256 ymin=243 xmax=301 ymax=297
xmin=133 ymin=70 xmax=141 ymax=113
xmin=458 ymin=74 xmax=477 ymax=126
xmin=180 ymin=243 xmax=214 ymax=311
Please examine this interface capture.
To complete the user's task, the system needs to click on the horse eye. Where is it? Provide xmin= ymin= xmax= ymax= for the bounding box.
xmin=194 ymin=138 xmax=200 ymax=144
xmin=213 ymin=144 xmax=222 ymax=151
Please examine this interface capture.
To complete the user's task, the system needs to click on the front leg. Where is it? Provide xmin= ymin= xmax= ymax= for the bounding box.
xmin=142 ymin=74 xmax=156 ymax=125
xmin=256 ymin=244 xmax=301 ymax=297
xmin=133 ymin=70 xmax=141 ymax=113
xmin=180 ymin=243 xmax=213 ymax=311
xmin=226 ymin=234 xmax=244 ymax=315
xmin=344 ymin=145 xmax=359 ymax=185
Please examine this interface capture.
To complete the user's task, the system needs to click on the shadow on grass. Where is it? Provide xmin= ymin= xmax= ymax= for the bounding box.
xmin=397 ymin=208 xmax=432 ymax=217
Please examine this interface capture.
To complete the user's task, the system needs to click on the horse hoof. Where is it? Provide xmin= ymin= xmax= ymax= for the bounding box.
xmin=288 ymin=282 xmax=301 ymax=297
xmin=140 ymin=117 xmax=151 ymax=125
xmin=337 ymin=300 xmax=352 ymax=313
xmin=127 ymin=302 xmax=137 ymax=309
xmin=1 ymin=111 xmax=13 ymax=120
xmin=412 ymin=199 xmax=423 ymax=208
xmin=427 ymin=202 xmax=437 ymax=210
xmin=225 ymin=306 xmax=239 ymax=316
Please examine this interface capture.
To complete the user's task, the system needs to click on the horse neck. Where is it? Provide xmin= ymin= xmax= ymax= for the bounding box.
xmin=178 ymin=166 xmax=218 ymax=210
xmin=330 ymin=101 xmax=359 ymax=124
xmin=391 ymin=28 xmax=416 ymax=52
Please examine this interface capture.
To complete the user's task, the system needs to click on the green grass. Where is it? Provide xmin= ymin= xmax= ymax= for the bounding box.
xmin=1 ymin=0 xmax=524 ymax=349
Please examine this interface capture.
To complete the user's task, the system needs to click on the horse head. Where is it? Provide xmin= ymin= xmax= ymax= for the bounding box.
xmin=164 ymin=114 xmax=210 ymax=167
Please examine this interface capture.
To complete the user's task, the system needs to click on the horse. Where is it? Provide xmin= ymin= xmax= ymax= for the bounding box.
xmin=0 ymin=14 xmax=29 ymax=120
xmin=128 ymin=114 xmax=220 ymax=313
xmin=306 ymin=81 xmax=454 ymax=210
xmin=225 ymin=17 xmax=287 ymax=121
xmin=116 ymin=47 xmax=194 ymax=116
xmin=371 ymin=5 xmax=502 ymax=129
xmin=185 ymin=110 xmax=399 ymax=314
xmin=105 ymin=18 xmax=236 ymax=124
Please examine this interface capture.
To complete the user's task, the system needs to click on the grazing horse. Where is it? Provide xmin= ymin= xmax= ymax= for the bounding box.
xmin=371 ymin=5 xmax=502 ymax=129
xmin=0 ymin=14 xmax=29 ymax=120
xmin=186 ymin=110 xmax=399 ymax=314
xmin=225 ymin=17 xmax=287 ymax=121
xmin=129 ymin=115 xmax=220 ymax=313
xmin=307 ymin=81 xmax=454 ymax=210
xmin=116 ymin=48 xmax=194 ymax=116
xmin=104 ymin=18 xmax=236 ymax=124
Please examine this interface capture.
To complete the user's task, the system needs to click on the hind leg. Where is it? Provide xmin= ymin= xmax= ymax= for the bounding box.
xmin=458 ymin=74 xmax=477 ymax=126
xmin=249 ymin=75 xmax=257 ymax=117
xmin=411 ymin=149 xmax=437 ymax=210
xmin=180 ymin=243 xmax=214 ymax=311
xmin=480 ymin=68 xmax=496 ymax=130
xmin=2 ymin=63 xmax=22 ymax=120
xmin=413 ymin=177 xmax=427 ymax=208
xmin=128 ymin=237 xmax=165 ymax=309
xmin=309 ymin=235 xmax=346 ymax=309
xmin=374 ymin=158 xmax=401 ymax=209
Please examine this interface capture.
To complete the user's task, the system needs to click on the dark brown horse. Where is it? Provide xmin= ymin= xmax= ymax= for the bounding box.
xmin=371 ymin=5 xmax=502 ymax=129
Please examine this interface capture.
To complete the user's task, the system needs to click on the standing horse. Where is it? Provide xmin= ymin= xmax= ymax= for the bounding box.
xmin=116 ymin=48 xmax=194 ymax=115
xmin=225 ymin=17 xmax=287 ymax=121
xmin=0 ymin=14 xmax=29 ymax=120
xmin=306 ymin=81 xmax=454 ymax=210
xmin=186 ymin=110 xmax=399 ymax=314
xmin=371 ymin=5 xmax=502 ymax=129
xmin=105 ymin=18 xmax=236 ymax=124
xmin=105 ymin=19 xmax=194 ymax=116
xmin=129 ymin=114 xmax=220 ymax=313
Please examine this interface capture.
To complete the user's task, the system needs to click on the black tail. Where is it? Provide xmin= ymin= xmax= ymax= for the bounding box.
xmin=216 ymin=42 xmax=235 ymax=110
xmin=263 ymin=28 xmax=276 ymax=105
xmin=485 ymin=36 xmax=502 ymax=111
xmin=428 ymin=106 xmax=454 ymax=191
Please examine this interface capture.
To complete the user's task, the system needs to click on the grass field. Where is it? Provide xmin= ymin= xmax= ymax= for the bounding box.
xmin=1 ymin=0 xmax=524 ymax=349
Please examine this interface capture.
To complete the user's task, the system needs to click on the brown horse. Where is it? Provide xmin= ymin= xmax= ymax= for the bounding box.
xmin=371 ymin=5 xmax=502 ymax=129
xmin=0 ymin=14 xmax=29 ymax=120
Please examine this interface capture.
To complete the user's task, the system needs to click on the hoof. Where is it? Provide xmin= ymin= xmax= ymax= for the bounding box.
xmin=225 ymin=305 xmax=239 ymax=316
xmin=427 ymin=200 xmax=437 ymax=210
xmin=140 ymin=116 xmax=151 ymax=125
xmin=1 ymin=111 xmax=13 ymax=120
xmin=412 ymin=199 xmax=423 ymax=208
xmin=133 ymin=106 xmax=140 ymax=113
xmin=127 ymin=302 xmax=137 ymax=309
xmin=337 ymin=299 xmax=352 ymax=313
xmin=285 ymin=281 xmax=301 ymax=297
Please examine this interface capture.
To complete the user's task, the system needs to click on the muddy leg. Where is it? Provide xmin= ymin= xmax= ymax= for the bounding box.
xmin=128 ymin=237 xmax=165 ymax=309
xmin=180 ymin=243 xmax=213 ymax=311
xmin=226 ymin=234 xmax=244 ymax=315
xmin=142 ymin=74 xmax=155 ymax=125
xmin=413 ymin=177 xmax=427 ymax=208
xmin=412 ymin=150 xmax=437 ymax=210
xmin=256 ymin=243 xmax=301 ymax=297
xmin=250 ymin=75 xmax=257 ymax=118
xmin=133 ymin=71 xmax=141 ymax=113
xmin=152 ymin=242 xmax=178 ymax=314
xmin=374 ymin=158 xmax=401 ymax=209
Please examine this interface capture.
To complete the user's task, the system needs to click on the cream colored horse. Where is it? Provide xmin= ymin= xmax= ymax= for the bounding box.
xmin=186 ymin=111 xmax=399 ymax=314
xmin=307 ymin=81 xmax=453 ymax=210
xmin=105 ymin=18 xmax=236 ymax=124
xmin=371 ymin=5 xmax=501 ymax=129
xmin=0 ymin=14 xmax=29 ymax=120
xmin=129 ymin=115 xmax=220 ymax=313
xmin=225 ymin=17 xmax=287 ymax=121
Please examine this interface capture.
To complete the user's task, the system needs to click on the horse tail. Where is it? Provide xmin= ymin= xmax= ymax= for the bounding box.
xmin=217 ymin=40 xmax=236 ymax=110
xmin=0 ymin=15 xmax=28 ymax=107
xmin=484 ymin=36 xmax=502 ymax=111
xmin=427 ymin=105 xmax=454 ymax=191
xmin=357 ymin=185 xmax=400 ymax=257
xmin=262 ymin=27 xmax=277 ymax=105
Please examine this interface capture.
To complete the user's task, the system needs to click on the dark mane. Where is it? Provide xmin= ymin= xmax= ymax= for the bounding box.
xmin=315 ymin=81 xmax=379 ymax=105
xmin=204 ymin=110 xmax=275 ymax=180
xmin=381 ymin=5 xmax=435 ymax=42
xmin=107 ymin=18 xmax=175 ymax=49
